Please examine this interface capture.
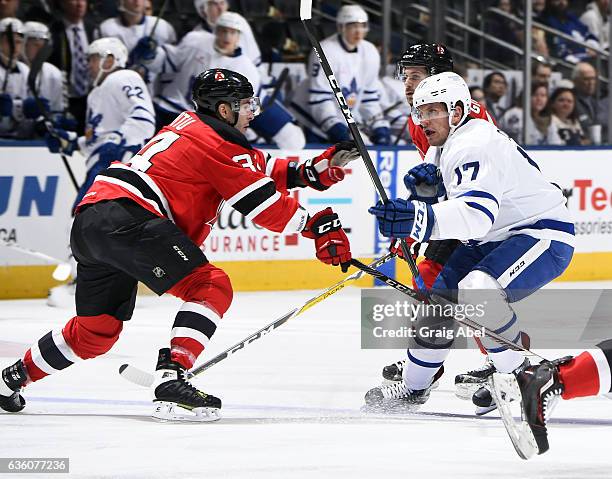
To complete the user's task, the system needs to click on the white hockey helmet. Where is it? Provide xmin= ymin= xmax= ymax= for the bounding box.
xmin=0 ymin=17 xmax=24 ymax=35
xmin=24 ymin=21 xmax=50 ymax=41
xmin=215 ymin=11 xmax=243 ymax=32
xmin=88 ymin=37 xmax=128 ymax=68
xmin=412 ymin=71 xmax=471 ymax=136
xmin=336 ymin=5 xmax=368 ymax=25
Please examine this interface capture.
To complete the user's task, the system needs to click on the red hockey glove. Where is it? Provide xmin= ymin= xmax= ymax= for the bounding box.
xmin=302 ymin=207 xmax=352 ymax=272
xmin=389 ymin=237 xmax=420 ymax=261
xmin=298 ymin=141 xmax=358 ymax=191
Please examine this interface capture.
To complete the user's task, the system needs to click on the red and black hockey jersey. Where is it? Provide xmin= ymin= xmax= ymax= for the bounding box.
xmin=409 ymin=100 xmax=496 ymax=159
xmin=77 ymin=111 xmax=308 ymax=245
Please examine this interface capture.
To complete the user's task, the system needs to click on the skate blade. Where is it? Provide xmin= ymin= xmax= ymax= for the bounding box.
xmin=475 ymin=403 xmax=497 ymax=416
xmin=152 ymin=401 xmax=221 ymax=423
xmin=455 ymin=381 xmax=485 ymax=400
xmin=361 ymin=400 xmax=424 ymax=415
xmin=489 ymin=373 xmax=538 ymax=460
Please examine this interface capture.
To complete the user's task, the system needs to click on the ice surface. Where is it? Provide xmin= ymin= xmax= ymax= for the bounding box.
xmin=1 ymin=283 xmax=611 ymax=478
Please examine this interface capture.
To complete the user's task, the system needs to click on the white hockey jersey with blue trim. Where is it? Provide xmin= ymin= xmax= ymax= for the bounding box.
xmin=291 ymin=34 xmax=387 ymax=133
xmin=79 ymin=69 xmax=155 ymax=168
xmin=426 ymin=119 xmax=574 ymax=246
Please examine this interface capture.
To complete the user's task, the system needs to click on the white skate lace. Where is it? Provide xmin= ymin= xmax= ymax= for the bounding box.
xmin=467 ymin=357 xmax=494 ymax=375
xmin=381 ymin=381 xmax=412 ymax=399
xmin=393 ymin=360 xmax=406 ymax=371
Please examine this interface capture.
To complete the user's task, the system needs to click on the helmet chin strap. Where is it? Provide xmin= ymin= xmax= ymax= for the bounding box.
xmin=93 ymin=54 xmax=116 ymax=87
xmin=117 ymin=2 xmax=142 ymax=17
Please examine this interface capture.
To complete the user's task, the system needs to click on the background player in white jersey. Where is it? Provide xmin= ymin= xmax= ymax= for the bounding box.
xmin=0 ymin=18 xmax=41 ymax=138
xmin=290 ymin=5 xmax=390 ymax=145
xmin=191 ymin=0 xmax=261 ymax=66
xmin=148 ymin=12 xmax=304 ymax=149
xmin=99 ymin=0 xmax=176 ymax=92
xmin=23 ymin=22 xmax=65 ymax=123
xmin=366 ymin=72 xmax=575 ymax=411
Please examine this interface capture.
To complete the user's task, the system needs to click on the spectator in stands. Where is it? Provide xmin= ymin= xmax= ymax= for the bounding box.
xmin=572 ymin=61 xmax=607 ymax=143
xmin=533 ymin=0 xmax=546 ymax=16
xmin=48 ymin=0 xmax=95 ymax=135
xmin=290 ymin=5 xmax=391 ymax=145
xmin=532 ymin=60 xmax=553 ymax=86
xmin=191 ymin=0 xmax=261 ymax=66
xmin=483 ymin=71 xmax=508 ymax=122
xmin=23 ymin=21 xmax=65 ymax=131
xmin=539 ymin=0 xmax=602 ymax=63
xmin=0 ymin=0 xmax=19 ymax=19
xmin=469 ymin=86 xmax=485 ymax=103
xmin=546 ymin=86 xmax=589 ymax=145
xmin=580 ymin=0 xmax=609 ymax=50
xmin=499 ymin=82 xmax=563 ymax=145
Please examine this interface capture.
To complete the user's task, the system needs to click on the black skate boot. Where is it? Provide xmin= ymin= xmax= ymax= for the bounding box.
xmin=151 ymin=348 xmax=222 ymax=422
xmin=0 ymin=360 xmax=28 ymax=413
xmin=365 ymin=367 xmax=444 ymax=413
xmin=489 ymin=357 xmax=567 ymax=459
xmin=472 ymin=386 xmax=497 ymax=416
xmin=382 ymin=359 xmax=405 ymax=382
xmin=454 ymin=357 xmax=496 ymax=399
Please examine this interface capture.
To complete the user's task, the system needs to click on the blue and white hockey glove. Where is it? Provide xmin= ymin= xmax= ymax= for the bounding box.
xmin=45 ymin=128 xmax=78 ymax=156
xmin=404 ymin=163 xmax=446 ymax=204
xmin=129 ymin=36 xmax=158 ymax=65
xmin=371 ymin=126 xmax=391 ymax=145
xmin=369 ymin=199 xmax=435 ymax=242
xmin=327 ymin=123 xmax=351 ymax=142
xmin=0 ymin=93 xmax=13 ymax=117
xmin=95 ymin=138 xmax=128 ymax=165
xmin=22 ymin=97 xmax=50 ymax=119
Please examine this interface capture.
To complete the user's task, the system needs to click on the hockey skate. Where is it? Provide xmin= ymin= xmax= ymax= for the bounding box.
xmin=489 ymin=358 xmax=567 ymax=459
xmin=151 ymin=348 xmax=221 ymax=422
xmin=364 ymin=367 xmax=444 ymax=413
xmin=471 ymin=385 xmax=497 ymax=416
xmin=0 ymin=360 xmax=28 ymax=413
xmin=381 ymin=359 xmax=405 ymax=383
xmin=454 ymin=357 xmax=496 ymax=399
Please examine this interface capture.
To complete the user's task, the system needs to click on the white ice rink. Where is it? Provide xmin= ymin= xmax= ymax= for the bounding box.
xmin=1 ymin=284 xmax=611 ymax=479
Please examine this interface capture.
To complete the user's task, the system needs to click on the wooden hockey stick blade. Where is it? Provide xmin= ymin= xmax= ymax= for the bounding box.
xmin=119 ymin=253 xmax=395 ymax=388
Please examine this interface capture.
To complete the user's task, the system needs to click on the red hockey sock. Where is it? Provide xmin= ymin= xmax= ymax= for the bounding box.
xmin=559 ymin=351 xmax=609 ymax=399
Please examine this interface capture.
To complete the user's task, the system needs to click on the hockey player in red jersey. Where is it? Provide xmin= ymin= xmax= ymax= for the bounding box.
xmin=0 ymin=68 xmax=356 ymax=422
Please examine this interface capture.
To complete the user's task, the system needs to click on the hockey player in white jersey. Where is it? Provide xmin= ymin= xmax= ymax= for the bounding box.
xmin=148 ymin=12 xmax=304 ymax=149
xmin=366 ymin=72 xmax=575 ymax=411
xmin=191 ymin=0 xmax=261 ymax=66
xmin=290 ymin=5 xmax=391 ymax=144
xmin=23 ymin=22 xmax=65 ymax=122
xmin=0 ymin=18 xmax=37 ymax=138
xmin=45 ymin=37 xmax=156 ymax=208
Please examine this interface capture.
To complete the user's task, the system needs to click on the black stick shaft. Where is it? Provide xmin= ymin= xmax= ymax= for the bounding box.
xmin=301 ymin=18 xmax=420 ymax=281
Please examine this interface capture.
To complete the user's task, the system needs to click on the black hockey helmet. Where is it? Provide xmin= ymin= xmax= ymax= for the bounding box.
xmin=396 ymin=43 xmax=453 ymax=79
xmin=192 ymin=68 xmax=255 ymax=116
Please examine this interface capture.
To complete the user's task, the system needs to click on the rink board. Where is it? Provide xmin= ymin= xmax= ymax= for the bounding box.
xmin=1 ymin=142 xmax=611 ymax=298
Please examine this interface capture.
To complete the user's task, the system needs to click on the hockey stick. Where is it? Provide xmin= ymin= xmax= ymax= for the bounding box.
xmin=350 ymin=258 xmax=548 ymax=360
xmin=27 ymin=41 xmax=80 ymax=192
xmin=299 ymin=1 xmax=421 ymax=286
xmin=262 ymin=67 xmax=289 ymax=110
xmin=1 ymin=242 xmax=72 ymax=281
xmin=118 ymin=253 xmax=395 ymax=387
